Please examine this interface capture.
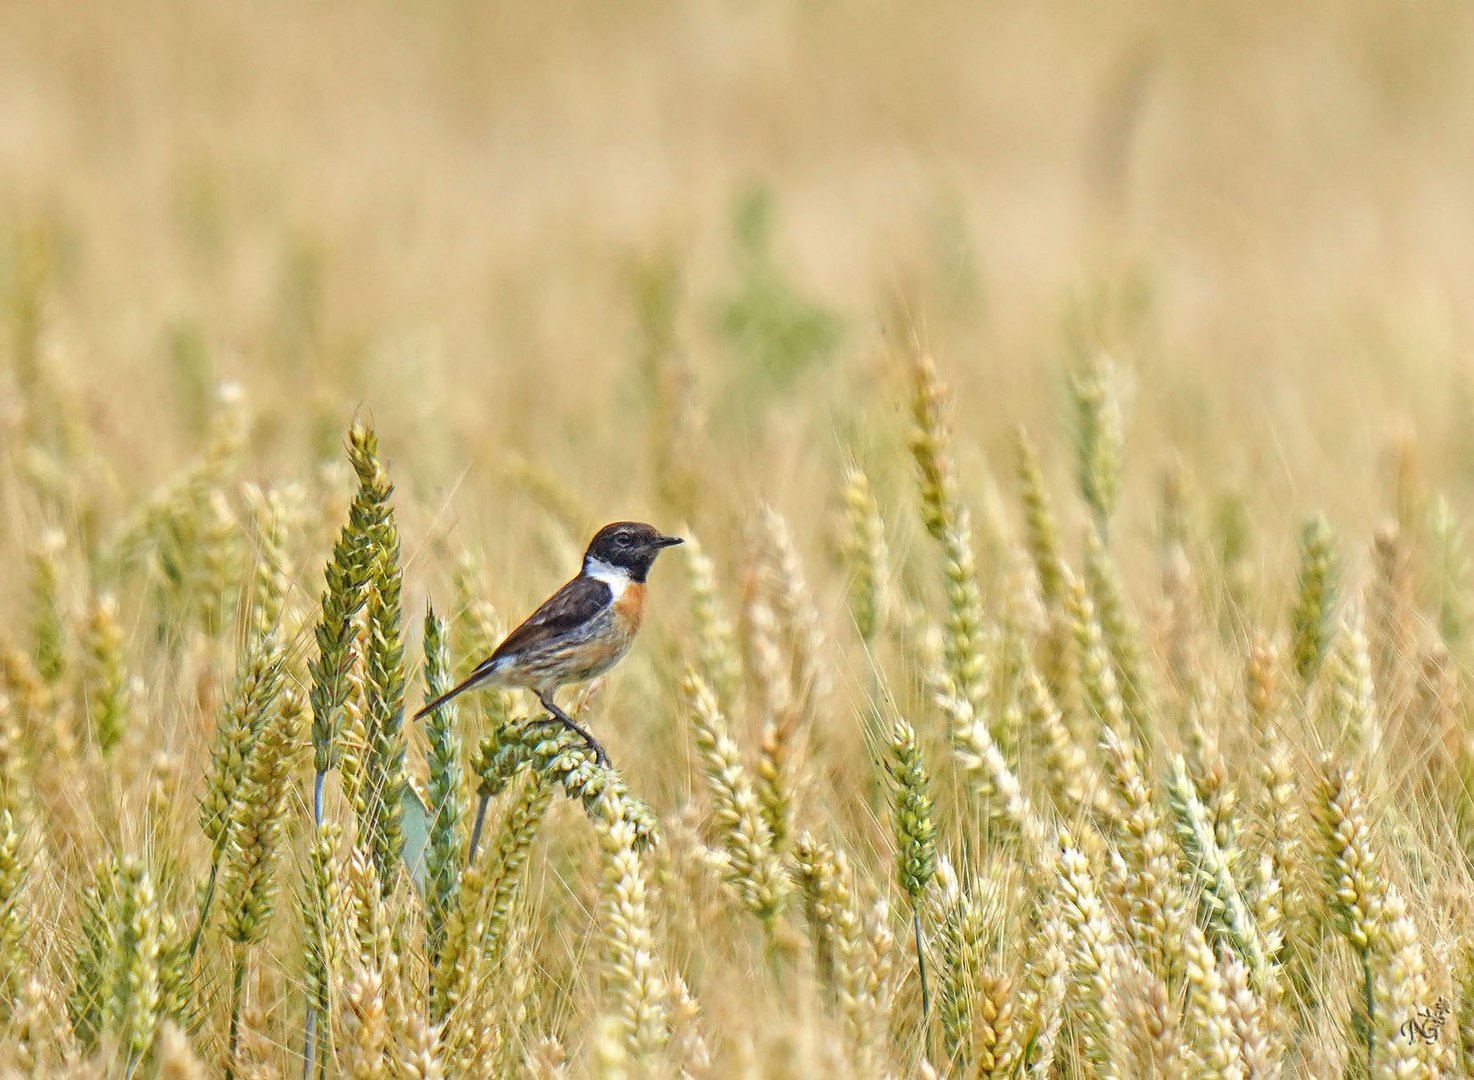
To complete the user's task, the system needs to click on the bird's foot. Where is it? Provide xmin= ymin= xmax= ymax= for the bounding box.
xmin=583 ymin=735 xmax=611 ymax=769
xmin=533 ymin=712 xmax=611 ymax=769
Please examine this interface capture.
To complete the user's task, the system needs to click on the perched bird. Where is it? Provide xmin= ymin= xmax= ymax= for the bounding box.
xmin=415 ymin=521 xmax=684 ymax=765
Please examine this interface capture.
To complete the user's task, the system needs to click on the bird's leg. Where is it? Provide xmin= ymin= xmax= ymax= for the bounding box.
xmin=535 ymin=690 xmax=610 ymax=768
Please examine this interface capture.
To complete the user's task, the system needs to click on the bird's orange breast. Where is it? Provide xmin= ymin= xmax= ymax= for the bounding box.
xmin=612 ymin=581 xmax=646 ymax=633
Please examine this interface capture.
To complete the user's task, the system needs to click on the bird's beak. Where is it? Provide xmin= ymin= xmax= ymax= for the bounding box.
xmin=656 ymin=534 xmax=685 ymax=548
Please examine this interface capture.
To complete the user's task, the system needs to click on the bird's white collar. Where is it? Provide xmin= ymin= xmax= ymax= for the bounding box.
xmin=584 ymin=556 xmax=633 ymax=598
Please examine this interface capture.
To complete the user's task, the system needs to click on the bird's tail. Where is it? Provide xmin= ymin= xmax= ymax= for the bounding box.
xmin=413 ymin=665 xmax=491 ymax=721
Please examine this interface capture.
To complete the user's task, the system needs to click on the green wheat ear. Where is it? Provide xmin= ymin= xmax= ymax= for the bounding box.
xmin=1289 ymin=515 xmax=1338 ymax=684
xmin=886 ymin=717 xmax=936 ymax=1027
xmin=200 ymin=643 xmax=288 ymax=858
xmin=29 ymin=529 xmax=67 ymax=687
xmin=67 ymin=855 xmax=164 ymax=1066
xmin=907 ymin=353 xmax=987 ymax=726
xmin=502 ymin=720 xmax=663 ymax=849
xmin=219 ymin=688 xmax=305 ymax=1077
xmin=1014 ymin=426 xmax=1067 ymax=609
xmin=839 ymin=464 xmax=891 ymax=643
xmin=887 ymin=718 xmax=937 ymax=905
xmin=307 ymin=420 xmax=388 ymax=817
xmin=421 ymin=604 xmax=465 ymax=968
xmin=82 ymin=590 xmax=129 ymax=756
xmin=360 ymin=438 xmax=407 ymax=894
xmin=243 ymin=483 xmax=294 ymax=648
xmin=195 ymin=640 xmax=289 ymax=959
xmin=220 ymin=688 xmax=307 ymax=946
xmin=1069 ymin=351 xmax=1124 ymax=535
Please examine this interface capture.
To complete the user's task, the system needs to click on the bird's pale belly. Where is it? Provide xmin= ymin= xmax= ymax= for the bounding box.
xmin=500 ymin=602 xmax=642 ymax=692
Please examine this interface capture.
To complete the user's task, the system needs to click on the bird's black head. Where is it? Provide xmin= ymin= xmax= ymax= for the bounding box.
xmin=584 ymin=521 xmax=683 ymax=582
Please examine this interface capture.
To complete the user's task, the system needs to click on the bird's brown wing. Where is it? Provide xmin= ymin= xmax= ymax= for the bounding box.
xmin=414 ymin=576 xmax=613 ymax=719
xmin=484 ymin=574 xmax=613 ymax=666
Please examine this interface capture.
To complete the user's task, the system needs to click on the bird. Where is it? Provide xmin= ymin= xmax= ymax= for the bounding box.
xmin=414 ymin=521 xmax=684 ymax=766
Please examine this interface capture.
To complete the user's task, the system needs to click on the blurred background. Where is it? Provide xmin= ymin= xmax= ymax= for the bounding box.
xmin=4 ymin=0 xmax=1474 ymax=568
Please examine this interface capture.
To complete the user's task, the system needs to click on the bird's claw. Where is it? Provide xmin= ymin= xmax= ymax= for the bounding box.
xmin=580 ymin=731 xmax=611 ymax=768
xmin=531 ymin=713 xmax=611 ymax=769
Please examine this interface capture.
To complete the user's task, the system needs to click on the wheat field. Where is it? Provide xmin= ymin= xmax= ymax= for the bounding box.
xmin=4 ymin=1 xmax=1474 ymax=1077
